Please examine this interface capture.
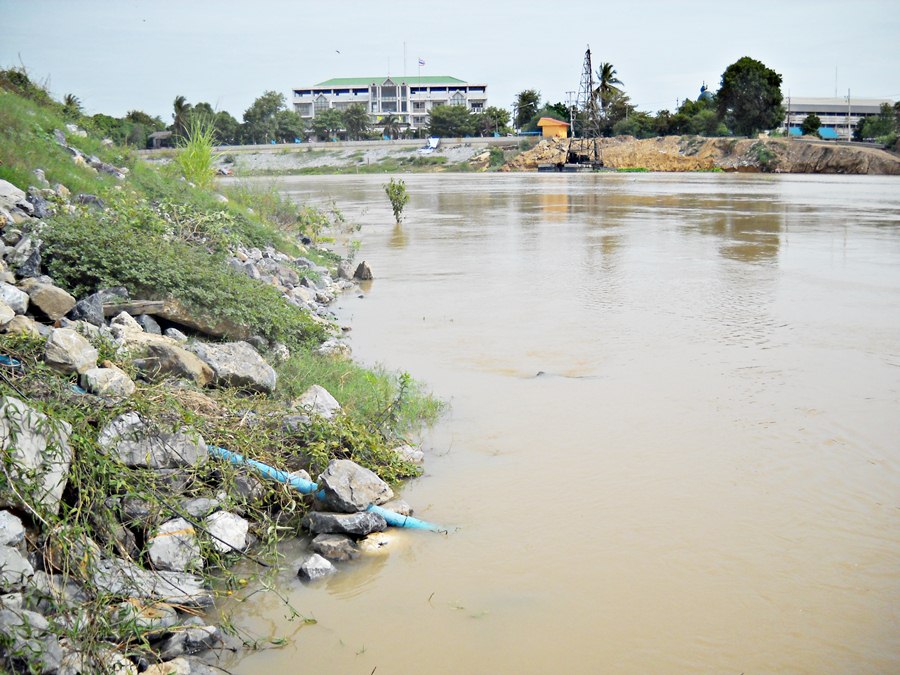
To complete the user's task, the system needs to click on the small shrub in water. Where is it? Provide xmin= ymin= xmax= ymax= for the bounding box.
xmin=383 ymin=177 xmax=410 ymax=224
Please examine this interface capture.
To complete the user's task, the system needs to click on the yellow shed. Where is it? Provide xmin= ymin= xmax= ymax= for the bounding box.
xmin=537 ymin=117 xmax=570 ymax=138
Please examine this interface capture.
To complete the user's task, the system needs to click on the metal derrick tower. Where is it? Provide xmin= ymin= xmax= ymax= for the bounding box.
xmin=574 ymin=45 xmax=602 ymax=164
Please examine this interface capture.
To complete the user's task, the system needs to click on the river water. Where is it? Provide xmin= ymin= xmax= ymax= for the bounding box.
xmin=229 ymin=173 xmax=900 ymax=674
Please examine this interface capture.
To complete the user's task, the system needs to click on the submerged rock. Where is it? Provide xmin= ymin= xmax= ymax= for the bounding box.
xmin=311 ymin=533 xmax=360 ymax=561
xmin=302 ymin=511 xmax=387 ymax=537
xmin=297 ymin=553 xmax=335 ymax=582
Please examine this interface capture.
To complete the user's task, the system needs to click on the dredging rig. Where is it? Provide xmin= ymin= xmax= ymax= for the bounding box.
xmin=568 ymin=45 xmax=605 ymax=168
xmin=539 ymin=46 xmax=606 ymax=171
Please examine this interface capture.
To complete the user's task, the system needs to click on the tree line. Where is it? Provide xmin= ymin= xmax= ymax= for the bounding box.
xmin=43 ymin=55 xmax=898 ymax=148
xmin=513 ymin=56 xmax=789 ymax=140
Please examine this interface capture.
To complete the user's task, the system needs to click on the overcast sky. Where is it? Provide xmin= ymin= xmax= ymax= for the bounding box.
xmin=2 ymin=0 xmax=898 ymax=123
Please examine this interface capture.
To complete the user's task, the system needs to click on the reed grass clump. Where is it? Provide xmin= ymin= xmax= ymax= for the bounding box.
xmin=173 ymin=119 xmax=221 ymax=189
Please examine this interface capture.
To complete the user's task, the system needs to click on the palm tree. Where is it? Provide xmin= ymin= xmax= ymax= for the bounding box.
xmin=62 ymin=93 xmax=82 ymax=119
xmin=593 ymin=63 xmax=624 ymax=113
xmin=172 ymin=95 xmax=192 ymax=138
xmin=381 ymin=114 xmax=401 ymax=140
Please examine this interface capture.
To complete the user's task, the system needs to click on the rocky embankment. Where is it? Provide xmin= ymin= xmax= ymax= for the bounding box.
xmin=502 ymin=135 xmax=900 ymax=174
xmin=0 ymin=145 xmax=428 ymax=673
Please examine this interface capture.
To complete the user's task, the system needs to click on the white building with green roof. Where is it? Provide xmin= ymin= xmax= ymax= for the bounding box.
xmin=292 ymin=76 xmax=488 ymax=133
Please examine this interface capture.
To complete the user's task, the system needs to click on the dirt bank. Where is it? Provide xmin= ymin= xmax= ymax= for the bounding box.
xmin=501 ymin=136 xmax=900 ymax=174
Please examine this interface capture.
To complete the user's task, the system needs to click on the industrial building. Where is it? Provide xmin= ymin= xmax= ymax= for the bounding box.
xmin=782 ymin=97 xmax=894 ymax=140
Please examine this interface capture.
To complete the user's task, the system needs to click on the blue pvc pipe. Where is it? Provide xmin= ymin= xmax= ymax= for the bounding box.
xmin=208 ymin=445 xmax=447 ymax=533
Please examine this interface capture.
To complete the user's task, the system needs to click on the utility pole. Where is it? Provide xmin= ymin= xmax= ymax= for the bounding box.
xmin=566 ymin=90 xmax=576 ymax=137
xmin=846 ymin=88 xmax=851 ymax=141
xmin=787 ymin=90 xmax=791 ymax=138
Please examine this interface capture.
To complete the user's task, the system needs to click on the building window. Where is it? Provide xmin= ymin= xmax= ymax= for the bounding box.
xmin=451 ymin=92 xmax=465 ymax=106
xmin=314 ymin=95 xmax=329 ymax=112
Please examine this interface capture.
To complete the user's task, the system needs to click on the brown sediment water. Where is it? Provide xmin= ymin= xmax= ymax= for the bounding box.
xmin=228 ymin=173 xmax=900 ymax=674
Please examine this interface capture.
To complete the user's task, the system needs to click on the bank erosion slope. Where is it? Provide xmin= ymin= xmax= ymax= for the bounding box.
xmin=502 ymin=136 xmax=900 ymax=174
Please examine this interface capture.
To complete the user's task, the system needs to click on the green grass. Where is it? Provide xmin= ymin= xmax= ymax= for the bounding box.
xmin=173 ymin=118 xmax=221 ymax=189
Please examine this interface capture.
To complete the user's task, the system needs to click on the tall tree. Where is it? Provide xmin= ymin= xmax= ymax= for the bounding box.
xmin=172 ymin=95 xmax=192 ymax=137
xmin=514 ymin=89 xmax=540 ymax=129
xmin=241 ymin=90 xmax=286 ymax=144
xmin=310 ymin=108 xmax=343 ymax=141
xmin=126 ymin=110 xmax=165 ymax=130
xmin=274 ymin=109 xmax=305 ymax=142
xmin=856 ymin=102 xmax=897 ymax=140
xmin=593 ymin=62 xmax=624 ymax=113
xmin=427 ymin=105 xmax=475 ymax=137
xmin=342 ymin=103 xmax=370 ymax=140
xmin=475 ymin=106 xmax=511 ymax=136
xmin=800 ymin=114 xmax=822 ymax=136
xmin=717 ymin=57 xmax=784 ymax=136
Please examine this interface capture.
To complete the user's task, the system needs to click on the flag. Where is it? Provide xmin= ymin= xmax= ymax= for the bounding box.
xmin=418 ymin=58 xmax=425 ymax=66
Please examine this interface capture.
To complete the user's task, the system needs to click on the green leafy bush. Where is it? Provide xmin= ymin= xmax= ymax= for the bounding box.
xmin=383 ymin=177 xmax=410 ymax=223
xmin=41 ymin=198 xmax=326 ymax=347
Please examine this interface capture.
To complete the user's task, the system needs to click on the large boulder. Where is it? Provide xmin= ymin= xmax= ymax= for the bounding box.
xmin=109 ymin=599 xmax=179 ymax=635
xmin=66 ymin=292 xmax=106 ymax=326
xmin=0 ymin=607 xmax=63 ymax=674
xmin=147 ymin=518 xmax=202 ymax=573
xmin=80 ymin=365 xmax=136 ymax=399
xmin=3 ymin=315 xmax=41 ymax=338
xmin=302 ymin=511 xmax=387 ymax=537
xmin=155 ymin=626 xmax=224 ymax=662
xmin=317 ymin=459 xmax=393 ymax=513
xmin=0 ymin=510 xmax=25 ymax=546
xmin=0 ymin=180 xmax=28 ymax=213
xmin=0 ymin=283 xmax=29 ymax=315
xmin=190 ymin=341 xmax=277 ymax=393
xmin=293 ymin=384 xmax=341 ymax=420
xmin=0 ymin=397 xmax=72 ymax=516
xmin=0 ymin=301 xmax=15 ymax=328
xmin=0 ymin=545 xmax=34 ymax=592
xmin=97 ymin=412 xmax=206 ymax=469
xmin=131 ymin=340 xmax=214 ymax=386
xmin=91 ymin=557 xmax=213 ymax=607
xmin=18 ymin=279 xmax=76 ymax=320
xmin=44 ymin=328 xmax=98 ymax=375
xmin=204 ymin=511 xmax=249 ymax=554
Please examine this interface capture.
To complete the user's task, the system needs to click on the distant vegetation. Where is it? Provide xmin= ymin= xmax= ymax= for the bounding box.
xmin=512 ymin=56 xmax=787 ymax=140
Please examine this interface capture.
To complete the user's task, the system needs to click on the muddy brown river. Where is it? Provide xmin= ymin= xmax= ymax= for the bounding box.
xmin=228 ymin=173 xmax=900 ymax=674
